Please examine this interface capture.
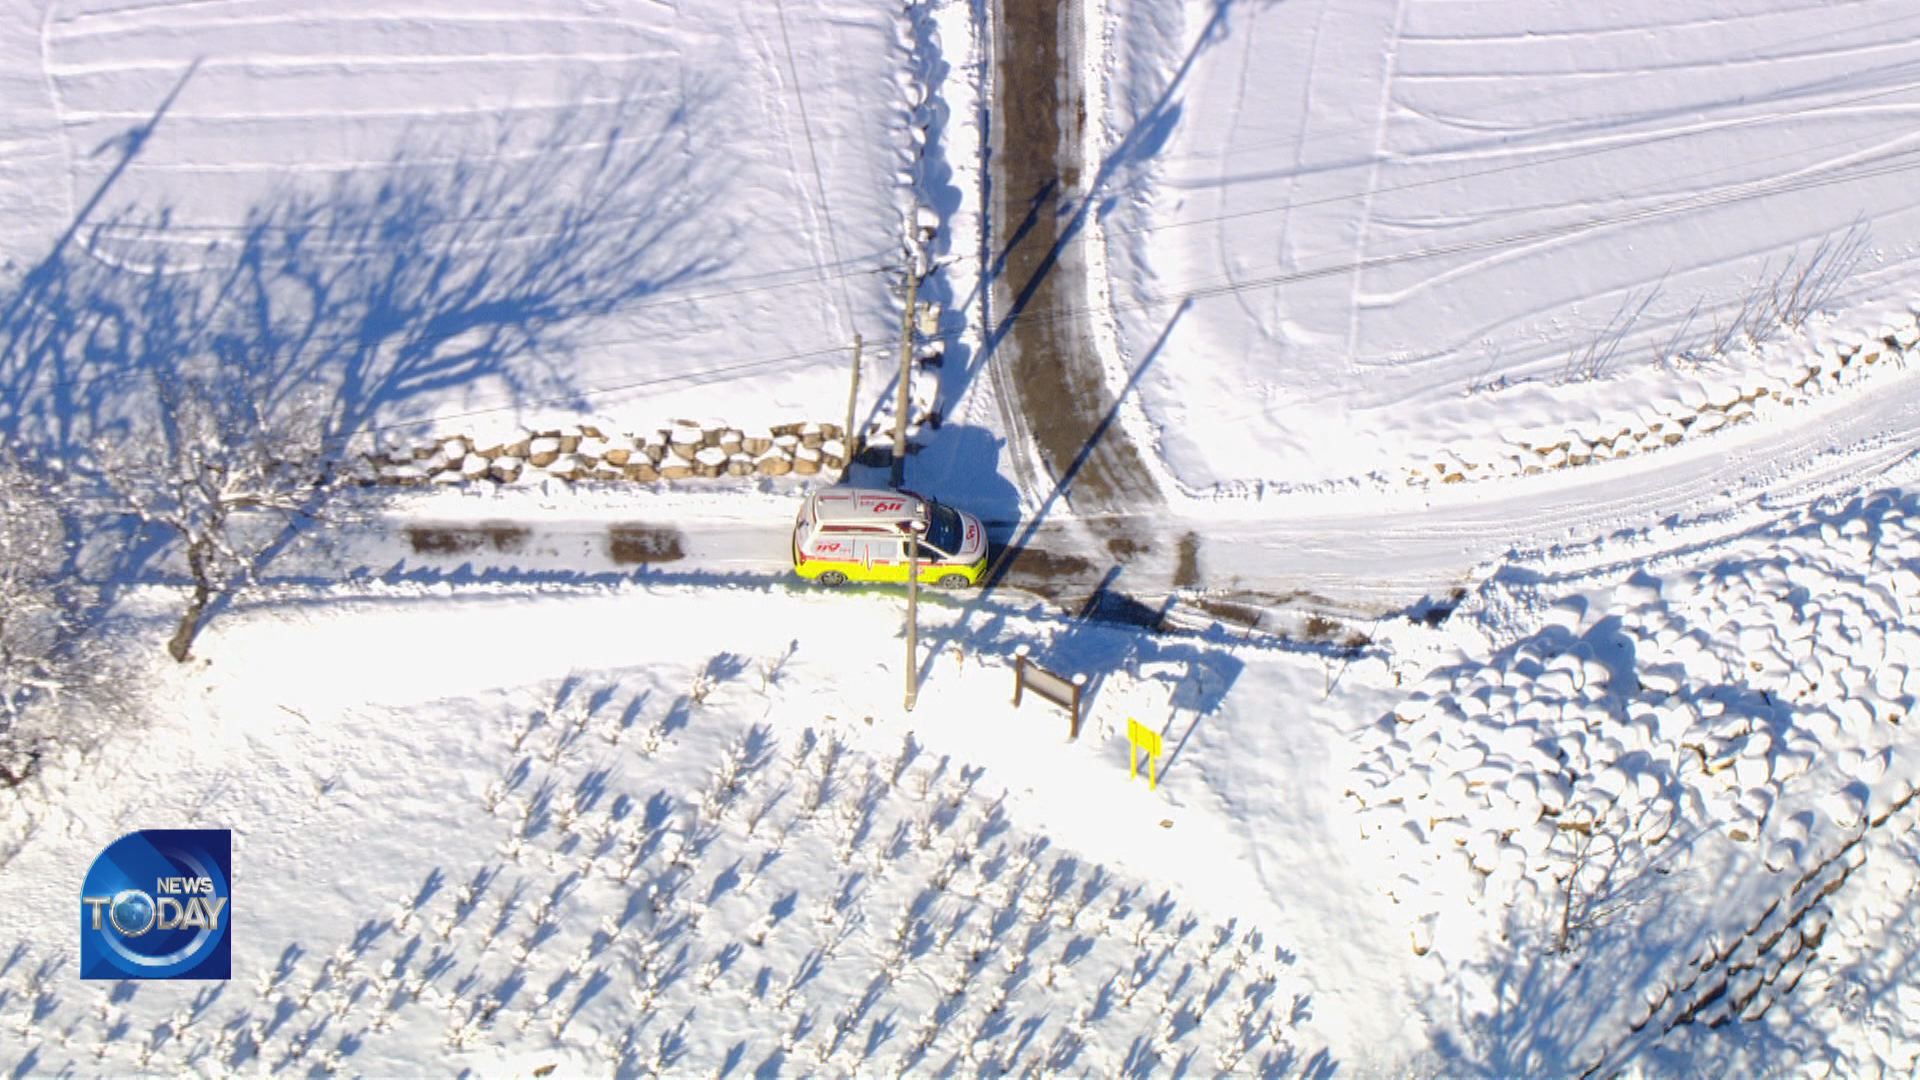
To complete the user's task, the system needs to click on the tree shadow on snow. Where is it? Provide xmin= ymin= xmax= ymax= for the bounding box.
xmin=0 ymin=67 xmax=734 ymax=642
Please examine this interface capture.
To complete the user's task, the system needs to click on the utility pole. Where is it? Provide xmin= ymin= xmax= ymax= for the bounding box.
xmin=890 ymin=263 xmax=920 ymax=488
xmin=843 ymin=333 xmax=863 ymax=466
xmin=904 ymin=517 xmax=925 ymax=711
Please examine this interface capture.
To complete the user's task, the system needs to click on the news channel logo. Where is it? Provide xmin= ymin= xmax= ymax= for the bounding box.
xmin=80 ymin=829 xmax=230 ymax=980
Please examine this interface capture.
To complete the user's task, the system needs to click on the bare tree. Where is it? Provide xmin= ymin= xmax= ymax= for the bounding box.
xmin=0 ymin=455 xmax=68 ymax=732
xmin=98 ymin=366 xmax=332 ymax=662
xmin=2 ymin=78 xmax=730 ymax=662
xmin=0 ymin=453 xmax=132 ymax=785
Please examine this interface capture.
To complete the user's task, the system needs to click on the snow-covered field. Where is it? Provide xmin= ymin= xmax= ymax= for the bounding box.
xmin=2 ymin=0 xmax=921 ymax=449
xmin=1091 ymin=0 xmax=1920 ymax=494
xmin=5 ymin=0 xmax=1920 ymax=1075
xmin=0 ymin=582 xmax=1382 ymax=1075
xmin=8 ymin=468 xmax=1920 ymax=1074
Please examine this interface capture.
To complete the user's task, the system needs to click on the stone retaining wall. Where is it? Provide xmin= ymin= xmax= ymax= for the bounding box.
xmin=1405 ymin=314 xmax=1920 ymax=487
xmin=355 ymin=420 xmax=852 ymax=488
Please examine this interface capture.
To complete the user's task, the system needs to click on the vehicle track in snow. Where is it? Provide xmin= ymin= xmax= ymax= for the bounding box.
xmin=985 ymin=0 xmax=1160 ymax=526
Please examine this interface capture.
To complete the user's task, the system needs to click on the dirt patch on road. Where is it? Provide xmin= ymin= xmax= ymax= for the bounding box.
xmin=607 ymin=523 xmax=687 ymax=564
xmin=997 ymin=545 xmax=1095 ymax=582
xmin=407 ymin=523 xmax=529 ymax=556
xmin=989 ymin=544 xmax=1100 ymax=600
xmin=1185 ymin=595 xmax=1263 ymax=631
xmin=1173 ymin=532 xmax=1201 ymax=587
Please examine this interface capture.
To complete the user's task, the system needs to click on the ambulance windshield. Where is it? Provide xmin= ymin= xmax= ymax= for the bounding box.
xmin=925 ymin=503 xmax=964 ymax=556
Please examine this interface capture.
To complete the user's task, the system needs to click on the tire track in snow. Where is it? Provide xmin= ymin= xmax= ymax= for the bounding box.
xmin=50 ymin=11 xmax=673 ymax=40
xmin=1395 ymin=2 xmax=1898 ymax=46
xmin=1340 ymin=0 xmax=1406 ymax=362
xmin=1267 ymin=0 xmax=1332 ymax=339
xmin=1210 ymin=0 xmax=1327 ymax=338
xmin=1341 ymin=145 xmax=1920 ymax=380
xmin=1105 ymin=0 xmax=1920 ymax=491
xmin=1395 ymin=32 xmax=1920 ymax=82
xmin=1212 ymin=1 xmax=1258 ymax=330
xmin=1138 ymin=69 xmax=1920 ymax=228
xmin=30 ymin=0 xmax=75 ymax=234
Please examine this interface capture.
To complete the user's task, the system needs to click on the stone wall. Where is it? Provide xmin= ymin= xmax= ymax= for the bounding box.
xmin=1405 ymin=315 xmax=1920 ymax=487
xmin=356 ymin=420 xmax=851 ymax=488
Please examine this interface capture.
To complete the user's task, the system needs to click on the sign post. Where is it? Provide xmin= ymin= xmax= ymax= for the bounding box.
xmin=1127 ymin=718 xmax=1164 ymax=790
xmin=1011 ymin=644 xmax=1087 ymax=738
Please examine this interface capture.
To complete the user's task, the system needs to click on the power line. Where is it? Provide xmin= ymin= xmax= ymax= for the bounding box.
xmin=74 ymin=69 xmax=1920 ymax=271
xmin=0 ymin=248 xmax=897 ymax=404
xmin=38 ymin=45 xmax=1911 ymax=411
xmin=772 ymin=0 xmax=860 ymax=335
xmin=954 ymin=139 xmax=1920 ymax=347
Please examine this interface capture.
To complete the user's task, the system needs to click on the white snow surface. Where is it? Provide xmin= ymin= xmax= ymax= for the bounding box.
xmin=4 ymin=0 xmax=1920 ymax=1075
xmin=1091 ymin=0 xmax=1920 ymax=494
xmin=8 ymin=468 xmax=1920 ymax=1074
xmin=3 ymin=0 xmax=917 ymax=443
xmin=0 ymin=580 xmax=1396 ymax=1075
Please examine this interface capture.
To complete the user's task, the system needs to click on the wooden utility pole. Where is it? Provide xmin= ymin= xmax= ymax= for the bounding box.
xmin=890 ymin=266 xmax=920 ymax=488
xmin=905 ymin=518 xmax=924 ymax=711
xmin=843 ymin=333 xmax=863 ymax=465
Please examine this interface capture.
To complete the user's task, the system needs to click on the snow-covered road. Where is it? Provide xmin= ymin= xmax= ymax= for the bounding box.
xmin=295 ymin=354 xmax=1920 ymax=633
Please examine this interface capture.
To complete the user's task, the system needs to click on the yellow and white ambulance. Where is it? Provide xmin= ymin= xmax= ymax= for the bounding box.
xmin=791 ymin=487 xmax=989 ymax=588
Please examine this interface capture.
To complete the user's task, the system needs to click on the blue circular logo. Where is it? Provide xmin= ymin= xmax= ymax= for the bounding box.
xmin=80 ymin=829 xmax=231 ymax=981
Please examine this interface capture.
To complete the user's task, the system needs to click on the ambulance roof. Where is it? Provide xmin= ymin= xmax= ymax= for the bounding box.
xmin=810 ymin=487 xmax=928 ymax=525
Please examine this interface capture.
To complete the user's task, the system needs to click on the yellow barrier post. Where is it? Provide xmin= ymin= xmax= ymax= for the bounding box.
xmin=1126 ymin=718 xmax=1163 ymax=790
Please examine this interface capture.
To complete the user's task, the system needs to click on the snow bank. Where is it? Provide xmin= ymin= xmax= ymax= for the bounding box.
xmin=1350 ymin=487 xmax=1920 ymax=1072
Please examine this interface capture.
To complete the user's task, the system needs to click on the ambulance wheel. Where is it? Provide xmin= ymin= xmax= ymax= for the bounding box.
xmin=938 ymin=574 xmax=971 ymax=589
xmin=817 ymin=571 xmax=849 ymax=587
